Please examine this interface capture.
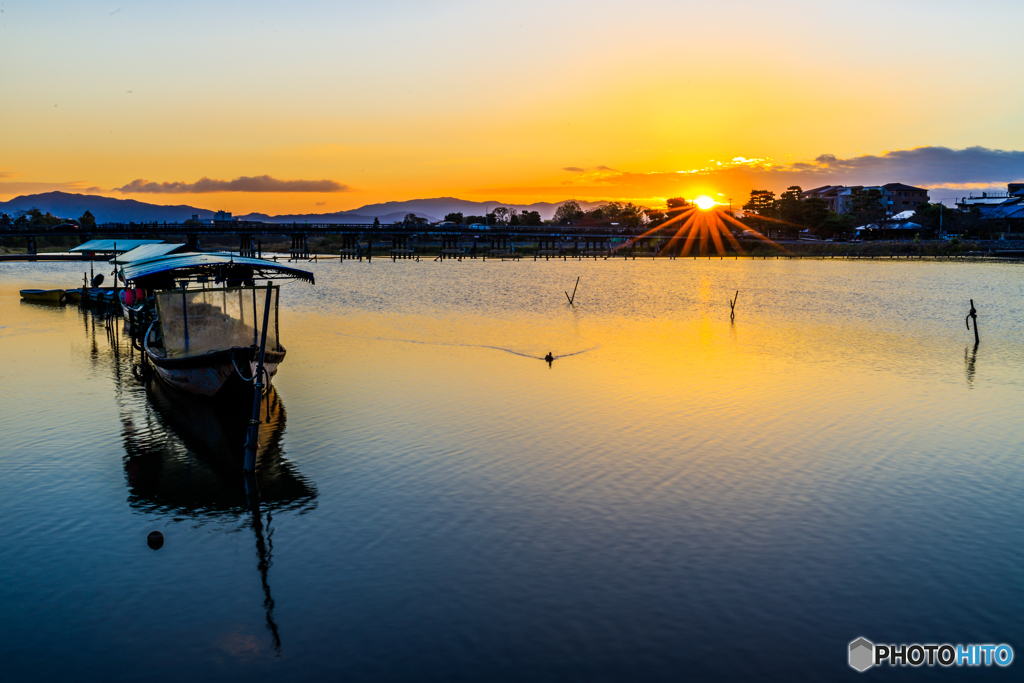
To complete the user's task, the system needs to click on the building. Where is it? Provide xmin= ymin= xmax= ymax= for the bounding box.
xmin=956 ymin=183 xmax=1024 ymax=209
xmin=956 ymin=184 xmax=1024 ymax=236
xmin=802 ymin=184 xmax=929 ymax=214
xmin=882 ymin=183 xmax=930 ymax=212
xmin=213 ymin=210 xmax=238 ymax=225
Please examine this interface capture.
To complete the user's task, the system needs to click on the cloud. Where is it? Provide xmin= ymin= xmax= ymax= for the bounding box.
xmin=115 ymin=175 xmax=348 ymax=194
xmin=562 ymin=167 xmax=585 ymax=172
xmin=790 ymin=146 xmax=1024 ymax=186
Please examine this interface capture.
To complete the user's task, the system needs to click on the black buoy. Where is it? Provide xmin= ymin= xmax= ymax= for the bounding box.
xmin=544 ymin=352 xmax=554 ymax=366
xmin=147 ymin=531 xmax=164 ymax=550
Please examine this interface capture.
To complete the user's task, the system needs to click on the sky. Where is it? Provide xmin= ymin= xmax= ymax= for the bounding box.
xmin=1 ymin=0 xmax=1023 ymax=214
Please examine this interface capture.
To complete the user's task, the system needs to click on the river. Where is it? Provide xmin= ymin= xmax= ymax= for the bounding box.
xmin=1 ymin=257 xmax=1022 ymax=681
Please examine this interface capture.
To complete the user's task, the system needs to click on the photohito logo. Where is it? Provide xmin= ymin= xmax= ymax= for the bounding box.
xmin=849 ymin=638 xmax=1013 ymax=671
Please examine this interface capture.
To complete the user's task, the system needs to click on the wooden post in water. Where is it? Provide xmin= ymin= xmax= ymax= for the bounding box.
xmin=729 ymin=290 xmax=739 ymax=321
xmin=243 ymin=282 xmax=274 ymax=474
xmin=565 ymin=276 xmax=580 ymax=305
xmin=966 ymin=299 xmax=979 ymax=344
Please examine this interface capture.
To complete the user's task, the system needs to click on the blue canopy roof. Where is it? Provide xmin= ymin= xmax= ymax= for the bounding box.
xmin=120 ymin=252 xmax=315 ymax=284
xmin=70 ymin=239 xmax=165 ymax=253
xmin=112 ymin=243 xmax=191 ymax=265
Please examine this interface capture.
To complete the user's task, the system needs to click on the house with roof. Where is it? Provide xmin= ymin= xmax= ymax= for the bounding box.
xmin=802 ymin=184 xmax=929 ymax=214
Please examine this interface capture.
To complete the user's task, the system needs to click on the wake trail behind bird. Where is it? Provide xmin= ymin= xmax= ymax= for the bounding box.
xmin=333 ymin=331 xmax=599 ymax=361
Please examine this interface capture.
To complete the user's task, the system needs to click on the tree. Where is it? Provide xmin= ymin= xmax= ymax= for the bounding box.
xmin=0 ymin=214 xmax=11 ymax=229
xmin=463 ymin=214 xmax=486 ymax=225
xmin=849 ymin=188 xmax=886 ymax=231
xmin=912 ymin=202 xmax=956 ymax=236
xmin=819 ymin=211 xmax=853 ymax=240
xmin=403 ymin=213 xmax=427 ymax=226
xmin=743 ymin=190 xmax=776 ymax=217
xmin=78 ymin=210 xmax=96 ymax=229
xmin=444 ymin=212 xmax=463 ymax=225
xmin=519 ymin=210 xmax=542 ymax=226
xmin=553 ymin=200 xmax=584 ymax=225
xmin=802 ymin=197 xmax=829 ymax=229
xmin=778 ymin=186 xmax=804 ymax=224
xmin=666 ymin=197 xmax=689 ymax=211
xmin=492 ymin=207 xmax=509 ymax=224
xmin=373 ymin=217 xmax=381 ymax=229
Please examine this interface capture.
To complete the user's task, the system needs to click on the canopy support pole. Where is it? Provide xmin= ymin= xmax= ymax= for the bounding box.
xmin=243 ymin=282 xmax=274 ymax=474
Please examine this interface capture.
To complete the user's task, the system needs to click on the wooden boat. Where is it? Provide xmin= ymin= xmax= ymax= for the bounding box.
xmin=119 ymin=253 xmax=315 ymax=398
xmin=20 ymin=289 xmax=65 ymax=303
xmin=64 ymin=288 xmax=83 ymax=304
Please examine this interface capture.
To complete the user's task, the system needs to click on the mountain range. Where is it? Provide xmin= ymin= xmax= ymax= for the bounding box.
xmin=0 ymin=192 xmax=610 ymax=225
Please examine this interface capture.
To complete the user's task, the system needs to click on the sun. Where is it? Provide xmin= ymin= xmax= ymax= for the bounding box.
xmin=694 ymin=195 xmax=716 ymax=211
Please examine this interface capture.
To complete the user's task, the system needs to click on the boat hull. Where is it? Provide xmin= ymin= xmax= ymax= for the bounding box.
xmin=20 ymin=289 xmax=65 ymax=303
xmin=145 ymin=342 xmax=285 ymax=397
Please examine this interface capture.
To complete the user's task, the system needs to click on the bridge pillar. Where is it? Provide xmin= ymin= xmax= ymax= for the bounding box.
xmin=239 ymin=233 xmax=256 ymax=258
xmin=290 ymin=233 xmax=309 ymax=260
xmin=187 ymin=233 xmax=200 ymax=249
xmin=342 ymin=235 xmax=359 ymax=259
xmin=26 ymin=235 xmax=37 ymax=257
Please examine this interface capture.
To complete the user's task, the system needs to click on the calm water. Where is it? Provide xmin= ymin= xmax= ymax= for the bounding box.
xmin=1 ymin=258 xmax=1022 ymax=681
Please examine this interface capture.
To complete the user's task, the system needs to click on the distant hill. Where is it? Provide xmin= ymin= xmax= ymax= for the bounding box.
xmin=0 ymin=192 xmax=610 ymax=224
xmin=0 ymin=192 xmax=216 ymax=223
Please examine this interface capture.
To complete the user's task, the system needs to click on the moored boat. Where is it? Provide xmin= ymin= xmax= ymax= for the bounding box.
xmin=20 ymin=289 xmax=65 ymax=303
xmin=120 ymin=253 xmax=315 ymax=398
xmin=65 ymin=288 xmax=83 ymax=304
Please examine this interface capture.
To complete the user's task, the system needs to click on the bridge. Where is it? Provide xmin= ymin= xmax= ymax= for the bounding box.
xmin=2 ymin=220 xmax=670 ymax=260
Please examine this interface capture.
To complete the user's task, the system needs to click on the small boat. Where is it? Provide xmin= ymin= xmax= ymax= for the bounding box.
xmin=65 ymin=288 xmax=83 ymax=304
xmin=119 ymin=253 xmax=315 ymax=398
xmin=20 ymin=289 xmax=65 ymax=303
xmin=81 ymin=287 xmax=118 ymax=306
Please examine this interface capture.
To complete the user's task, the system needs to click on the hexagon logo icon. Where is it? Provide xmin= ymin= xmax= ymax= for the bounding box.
xmin=849 ymin=637 xmax=874 ymax=672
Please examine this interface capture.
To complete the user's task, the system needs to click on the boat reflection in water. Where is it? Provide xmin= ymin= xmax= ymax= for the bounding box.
xmin=123 ymin=377 xmax=316 ymax=516
xmin=86 ymin=307 xmax=317 ymax=654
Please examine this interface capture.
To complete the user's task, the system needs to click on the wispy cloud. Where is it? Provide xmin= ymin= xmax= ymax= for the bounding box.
xmin=562 ymin=166 xmax=585 ymax=172
xmin=0 ymin=180 xmax=106 ymax=197
xmin=115 ymin=175 xmax=349 ymax=194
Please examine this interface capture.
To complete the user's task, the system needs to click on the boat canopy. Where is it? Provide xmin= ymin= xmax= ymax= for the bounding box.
xmin=71 ymin=239 xmax=165 ymax=254
xmin=155 ymin=285 xmax=280 ymax=359
xmin=112 ymin=243 xmax=192 ymax=265
xmin=120 ymin=253 xmax=315 ymax=286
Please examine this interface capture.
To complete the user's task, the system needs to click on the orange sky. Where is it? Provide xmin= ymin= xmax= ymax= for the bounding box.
xmin=2 ymin=1 xmax=1023 ymax=214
